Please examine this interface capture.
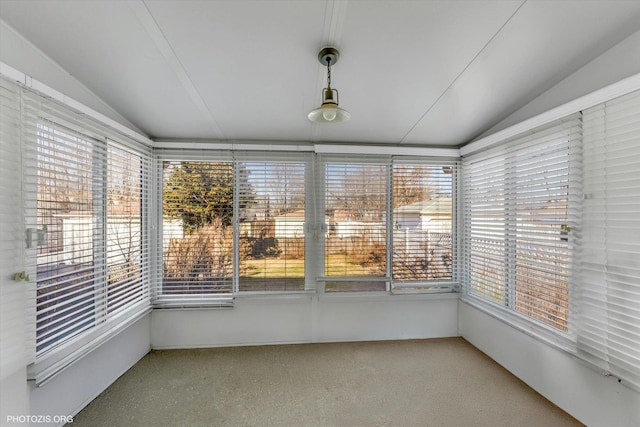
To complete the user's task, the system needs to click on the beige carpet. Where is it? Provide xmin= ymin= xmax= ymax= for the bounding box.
xmin=71 ymin=338 xmax=583 ymax=426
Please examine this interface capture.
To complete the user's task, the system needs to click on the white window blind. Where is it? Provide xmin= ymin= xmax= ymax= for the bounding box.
xmin=31 ymin=120 xmax=105 ymax=355
xmin=462 ymin=115 xmax=582 ymax=333
xmin=391 ymin=161 xmax=457 ymax=292
xmin=463 ymin=148 xmax=507 ymax=305
xmin=237 ymin=160 xmax=305 ymax=292
xmin=157 ymin=151 xmax=311 ymax=302
xmin=106 ymin=143 xmax=149 ymax=315
xmin=0 ymin=77 xmax=29 ymax=377
xmin=160 ymin=160 xmax=235 ymax=305
xmin=319 ymin=156 xmax=457 ymax=293
xmin=21 ymin=87 xmax=151 ymax=382
xmin=579 ymin=89 xmax=640 ymax=389
xmin=323 ymin=159 xmax=389 ymax=292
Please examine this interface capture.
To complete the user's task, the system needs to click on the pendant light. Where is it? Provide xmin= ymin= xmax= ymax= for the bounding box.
xmin=308 ymin=47 xmax=351 ymax=123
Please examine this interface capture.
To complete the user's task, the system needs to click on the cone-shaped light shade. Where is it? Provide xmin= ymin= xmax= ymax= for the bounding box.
xmin=308 ymin=88 xmax=351 ymax=123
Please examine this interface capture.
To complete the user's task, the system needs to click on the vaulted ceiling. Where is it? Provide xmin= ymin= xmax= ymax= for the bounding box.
xmin=2 ymin=0 xmax=640 ymax=146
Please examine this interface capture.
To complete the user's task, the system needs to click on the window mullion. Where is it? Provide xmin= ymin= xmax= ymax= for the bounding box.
xmin=305 ymin=154 xmax=320 ymax=292
xmin=93 ymin=138 xmax=108 ymax=326
xmin=316 ymin=155 xmax=326 ymax=294
xmin=233 ymin=158 xmax=240 ymax=294
xmin=505 ymin=157 xmax=517 ymax=309
xmin=385 ymin=164 xmax=393 ymax=291
xmin=151 ymin=157 xmax=162 ymax=303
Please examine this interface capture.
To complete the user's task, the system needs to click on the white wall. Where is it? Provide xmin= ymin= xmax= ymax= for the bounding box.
xmin=459 ymin=301 xmax=640 ymax=427
xmin=478 ymin=29 xmax=640 ymax=139
xmin=30 ymin=315 xmax=150 ymax=426
xmin=0 ymin=369 xmax=30 ymax=426
xmin=152 ymin=293 xmax=459 ymax=349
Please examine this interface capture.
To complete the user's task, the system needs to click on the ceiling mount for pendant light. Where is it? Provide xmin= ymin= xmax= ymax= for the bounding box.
xmin=308 ymin=47 xmax=351 ymax=123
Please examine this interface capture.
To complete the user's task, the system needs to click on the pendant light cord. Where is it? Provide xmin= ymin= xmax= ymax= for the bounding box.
xmin=326 ymin=58 xmax=332 ymax=89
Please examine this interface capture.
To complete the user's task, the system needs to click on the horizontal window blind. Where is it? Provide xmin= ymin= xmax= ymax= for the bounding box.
xmin=28 ymin=119 xmax=105 ymax=355
xmin=159 ymin=153 xmax=456 ymax=296
xmin=237 ymin=161 xmax=305 ymax=292
xmin=579 ymin=89 xmax=640 ymax=389
xmin=463 ymin=114 xmax=582 ymax=332
xmin=323 ymin=160 xmax=389 ymax=292
xmin=463 ymin=148 xmax=507 ymax=305
xmin=391 ymin=161 xmax=457 ymax=292
xmin=106 ymin=143 xmax=150 ymax=315
xmin=157 ymin=151 xmax=312 ymax=303
xmin=160 ymin=160 xmax=234 ymax=305
xmin=21 ymin=86 xmax=151 ymax=379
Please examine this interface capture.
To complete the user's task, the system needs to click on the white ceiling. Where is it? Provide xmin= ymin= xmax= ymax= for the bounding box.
xmin=1 ymin=0 xmax=640 ymax=146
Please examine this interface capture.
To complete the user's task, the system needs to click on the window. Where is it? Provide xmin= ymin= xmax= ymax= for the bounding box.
xmin=323 ymin=161 xmax=388 ymax=292
xmin=19 ymin=87 xmax=151 ymax=381
xmin=463 ymin=115 xmax=582 ymax=332
xmin=462 ymin=150 xmax=507 ymax=305
xmin=320 ymin=157 xmax=457 ymax=293
xmin=461 ymin=88 xmax=640 ymax=390
xmin=238 ymin=161 xmax=305 ymax=291
xmin=158 ymin=153 xmax=309 ymax=302
xmin=160 ymin=154 xmax=457 ymax=297
xmin=161 ymin=161 xmax=235 ymax=302
xmin=34 ymin=123 xmax=103 ymax=355
xmin=106 ymin=144 xmax=148 ymax=314
xmin=32 ymin=126 xmax=150 ymax=356
xmin=578 ymin=89 xmax=640 ymax=389
xmin=392 ymin=163 xmax=455 ymax=290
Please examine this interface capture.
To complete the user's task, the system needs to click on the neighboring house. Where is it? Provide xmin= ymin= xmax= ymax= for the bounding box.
xmin=274 ymin=210 xmax=305 ymax=238
xmin=239 ymin=218 xmax=276 ymax=239
xmin=394 ymin=197 xmax=452 ymax=233
xmin=54 ymin=211 xmax=142 ymax=266
xmin=393 ymin=197 xmax=453 ymax=260
xmin=328 ymin=209 xmax=385 ymax=242
xmin=55 ymin=212 xmax=96 ymax=265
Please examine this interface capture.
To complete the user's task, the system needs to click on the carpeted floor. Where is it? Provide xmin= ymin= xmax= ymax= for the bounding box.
xmin=71 ymin=338 xmax=583 ymax=426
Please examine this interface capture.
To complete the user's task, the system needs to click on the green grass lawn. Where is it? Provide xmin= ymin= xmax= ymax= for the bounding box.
xmin=241 ymin=258 xmax=305 ymax=278
xmin=324 ymin=254 xmax=368 ymax=276
xmin=240 ymin=254 xmax=385 ymax=292
xmin=240 ymin=254 xmax=370 ymax=278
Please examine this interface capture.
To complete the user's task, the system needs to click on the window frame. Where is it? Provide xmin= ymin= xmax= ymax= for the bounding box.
xmin=235 ymin=158 xmax=308 ymax=293
xmin=318 ymin=156 xmax=391 ymax=293
xmin=155 ymin=151 xmax=458 ymax=302
xmin=317 ymin=154 xmax=459 ymax=294
xmin=23 ymin=95 xmax=152 ymax=384
xmin=159 ymin=159 xmax=236 ymax=304
xmin=154 ymin=150 xmax=315 ymax=306
xmin=390 ymin=158 xmax=459 ymax=293
xmin=461 ymin=114 xmax=582 ymax=339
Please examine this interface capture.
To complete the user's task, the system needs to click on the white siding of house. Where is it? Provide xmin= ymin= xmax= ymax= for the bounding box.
xmin=274 ymin=216 xmax=304 ymax=238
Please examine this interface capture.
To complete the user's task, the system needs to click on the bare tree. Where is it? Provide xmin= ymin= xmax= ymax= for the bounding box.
xmin=327 ymin=164 xmax=386 ymax=221
xmin=393 ymin=165 xmax=433 ymax=208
